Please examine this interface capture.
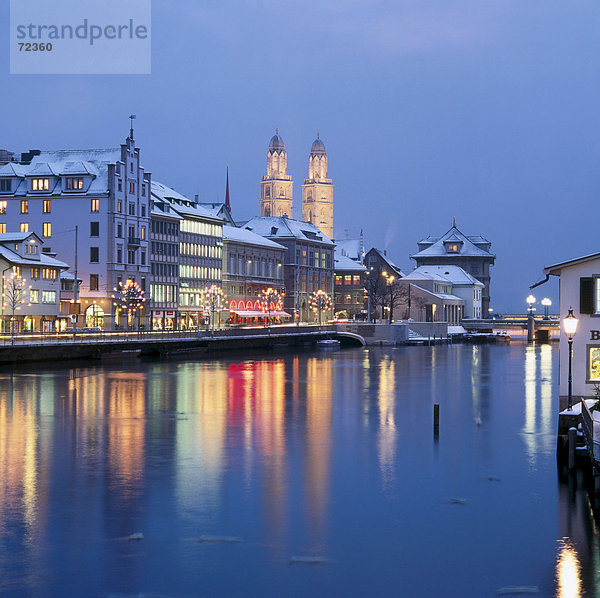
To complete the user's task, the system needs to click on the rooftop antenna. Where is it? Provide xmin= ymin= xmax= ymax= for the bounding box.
xmin=129 ymin=114 xmax=136 ymax=140
xmin=452 ymin=216 xmax=456 ymax=227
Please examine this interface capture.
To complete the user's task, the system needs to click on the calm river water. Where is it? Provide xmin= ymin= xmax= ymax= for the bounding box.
xmin=0 ymin=343 xmax=598 ymax=597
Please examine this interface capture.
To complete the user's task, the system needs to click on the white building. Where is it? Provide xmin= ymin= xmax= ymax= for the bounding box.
xmin=538 ymin=252 xmax=600 ymax=405
xmin=0 ymin=232 xmax=68 ymax=332
xmin=0 ymin=129 xmax=151 ymax=329
xmin=406 ymin=265 xmax=484 ymax=319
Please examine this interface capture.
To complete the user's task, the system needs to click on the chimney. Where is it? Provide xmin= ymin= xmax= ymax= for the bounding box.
xmin=194 ymin=194 xmax=199 ymax=204
xmin=384 ymin=249 xmax=387 ymax=256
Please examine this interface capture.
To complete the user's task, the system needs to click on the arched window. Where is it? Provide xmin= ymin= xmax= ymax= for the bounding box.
xmin=265 ymin=187 xmax=270 ymax=198
xmin=254 ymin=300 xmax=261 ymax=310
xmin=238 ymin=300 xmax=245 ymax=309
xmin=85 ymin=304 xmax=104 ymax=328
xmin=229 ymin=300 xmax=237 ymax=309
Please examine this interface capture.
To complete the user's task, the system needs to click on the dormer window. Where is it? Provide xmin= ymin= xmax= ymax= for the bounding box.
xmin=32 ymin=178 xmax=49 ymax=191
xmin=0 ymin=179 xmax=11 ymax=192
xmin=65 ymin=177 xmax=84 ymax=190
xmin=446 ymin=243 xmax=460 ymax=253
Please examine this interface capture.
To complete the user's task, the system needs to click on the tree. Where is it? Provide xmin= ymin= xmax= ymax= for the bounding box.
xmin=309 ymin=289 xmax=333 ymax=326
xmin=258 ymin=287 xmax=283 ymax=327
xmin=2 ymin=271 xmax=28 ymax=342
xmin=112 ymin=279 xmax=146 ymax=330
xmin=200 ymin=285 xmax=226 ymax=331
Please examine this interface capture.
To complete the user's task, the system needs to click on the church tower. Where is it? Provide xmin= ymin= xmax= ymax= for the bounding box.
xmin=260 ymin=129 xmax=293 ymax=218
xmin=302 ymin=133 xmax=334 ymax=240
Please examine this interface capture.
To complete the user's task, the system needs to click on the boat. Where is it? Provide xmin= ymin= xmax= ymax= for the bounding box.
xmin=316 ymin=339 xmax=340 ymax=350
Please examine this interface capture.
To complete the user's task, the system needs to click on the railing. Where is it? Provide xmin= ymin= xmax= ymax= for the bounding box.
xmin=581 ymin=400 xmax=600 ymax=463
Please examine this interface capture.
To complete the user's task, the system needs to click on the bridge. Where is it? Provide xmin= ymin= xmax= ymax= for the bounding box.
xmin=462 ymin=315 xmax=559 ymax=341
xmin=0 ymin=326 xmax=366 ymax=365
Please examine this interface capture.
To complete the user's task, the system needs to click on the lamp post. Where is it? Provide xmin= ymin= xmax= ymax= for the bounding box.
xmin=526 ymin=294 xmax=536 ymax=315
xmin=563 ymin=307 xmax=579 ymax=411
xmin=541 ymin=297 xmax=552 ymax=319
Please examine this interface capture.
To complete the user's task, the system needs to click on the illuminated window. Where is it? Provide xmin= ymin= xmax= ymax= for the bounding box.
xmin=353 ymin=275 xmax=361 ymax=285
xmin=447 ymin=243 xmax=459 ymax=253
xmin=0 ymin=224 xmax=5 ymax=233
xmin=590 ymin=347 xmax=600 ymax=381
xmin=30 ymin=289 xmax=39 ymax=303
xmin=65 ymin=177 xmax=84 ymax=190
xmin=91 ymin=198 xmax=100 ymax=212
xmin=20 ymin=222 xmax=28 ymax=233
xmin=345 ymin=275 xmax=352 ymax=285
xmin=31 ymin=267 xmax=40 ymax=279
xmin=43 ymin=199 xmax=51 ymax=213
xmin=32 ymin=178 xmax=49 ymax=191
xmin=12 ymin=265 xmax=21 ymax=277
xmin=42 ymin=290 xmax=57 ymax=304
xmin=20 ymin=200 xmax=28 ymax=214
xmin=335 ymin=275 xmax=343 ymax=285
xmin=129 ymin=181 xmax=135 ymax=194
xmin=141 ymin=226 xmax=146 ymax=240
xmin=89 ymin=274 xmax=99 ymax=291
xmin=117 ymin=200 xmax=122 ymax=213
xmin=43 ymin=222 xmax=51 ymax=237
xmin=0 ymin=201 xmax=6 ymax=214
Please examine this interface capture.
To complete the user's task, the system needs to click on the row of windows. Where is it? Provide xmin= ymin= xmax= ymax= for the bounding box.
xmin=180 ymin=220 xmax=221 ymax=237
xmin=116 ymin=180 xmax=146 ymax=197
xmin=152 ymin=220 xmax=179 ymax=236
xmin=150 ymin=284 xmax=178 ymax=303
xmin=151 ymin=241 xmax=178 ymax=257
xmin=296 ymin=248 xmax=332 ymax=269
xmin=335 ymin=294 xmax=363 ymax=305
xmin=335 ymin=274 xmax=362 ymax=286
xmin=228 ymin=255 xmax=282 ymax=279
xmin=29 ymin=289 xmax=57 ymax=304
xmin=180 ymin=243 xmax=221 ymax=258
xmin=12 ymin=266 xmax=58 ymax=280
xmin=151 ymin=263 xmax=178 ymax=277
xmin=114 ymin=199 xmax=146 ymax=217
xmin=179 ymin=265 xmax=221 ymax=280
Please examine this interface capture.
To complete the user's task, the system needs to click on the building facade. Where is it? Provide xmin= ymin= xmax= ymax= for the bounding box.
xmin=0 ymin=232 xmax=68 ymax=332
xmin=302 ymin=134 xmax=334 ymax=240
xmin=222 ymin=225 xmax=287 ymax=324
xmin=260 ymin=130 xmax=293 ymax=219
xmin=243 ymin=216 xmax=334 ymax=323
xmin=411 ymin=221 xmax=495 ymax=317
xmin=151 ymin=181 xmax=224 ymax=330
xmin=0 ymin=130 xmax=151 ymax=329
xmin=334 ymin=252 xmax=366 ymax=320
xmin=149 ymin=189 xmax=182 ymax=330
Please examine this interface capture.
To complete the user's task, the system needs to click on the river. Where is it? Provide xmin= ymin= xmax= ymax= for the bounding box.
xmin=0 ymin=342 xmax=597 ymax=597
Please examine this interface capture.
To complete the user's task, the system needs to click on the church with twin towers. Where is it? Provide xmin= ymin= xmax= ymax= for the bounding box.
xmin=260 ymin=129 xmax=334 ymax=240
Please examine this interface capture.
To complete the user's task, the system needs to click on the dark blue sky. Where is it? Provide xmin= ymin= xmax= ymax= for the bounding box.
xmin=2 ymin=0 xmax=599 ymax=312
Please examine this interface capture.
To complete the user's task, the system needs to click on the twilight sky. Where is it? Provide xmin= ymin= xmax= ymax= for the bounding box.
xmin=2 ymin=0 xmax=599 ymax=312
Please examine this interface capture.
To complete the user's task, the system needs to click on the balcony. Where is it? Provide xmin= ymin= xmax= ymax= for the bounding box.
xmin=127 ymin=237 xmax=141 ymax=247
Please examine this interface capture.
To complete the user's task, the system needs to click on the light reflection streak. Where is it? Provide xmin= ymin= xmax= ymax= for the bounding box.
xmin=377 ymin=356 xmax=396 ymax=487
xmin=556 ymin=539 xmax=582 ymax=598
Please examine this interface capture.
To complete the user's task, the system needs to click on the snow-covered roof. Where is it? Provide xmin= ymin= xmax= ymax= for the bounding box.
xmin=335 ymin=239 xmax=363 ymax=262
xmin=404 ymin=265 xmax=483 ymax=286
xmin=223 ymin=225 xmax=286 ymax=250
xmin=0 ymin=244 xmax=68 ymax=269
xmin=365 ymin=247 xmax=405 ymax=277
xmin=0 ymin=232 xmax=41 ymax=243
xmin=412 ymin=225 xmax=494 ymax=259
xmin=544 ymin=251 xmax=600 ymax=275
xmin=151 ymin=181 xmax=222 ymax=222
xmin=409 ymin=283 xmax=463 ymax=303
xmin=243 ymin=216 xmax=334 ymax=245
xmin=335 ymin=253 xmax=365 ymax=272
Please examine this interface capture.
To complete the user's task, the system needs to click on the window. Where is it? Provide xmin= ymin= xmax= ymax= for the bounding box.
xmin=65 ymin=177 xmax=84 ymax=190
xmin=0 ymin=179 xmax=11 ymax=192
xmin=89 ymin=274 xmax=99 ymax=291
xmin=43 ymin=222 xmax=51 ymax=237
xmin=31 ymin=267 xmax=40 ymax=279
xmin=141 ymin=251 xmax=146 ymax=265
xmin=117 ymin=247 xmax=122 ymax=263
xmin=141 ymin=184 xmax=146 ymax=196
xmin=12 ymin=266 xmax=22 ymax=277
xmin=141 ymin=226 xmax=146 ymax=240
xmin=43 ymin=199 xmax=51 ymax=213
xmin=32 ymin=178 xmax=49 ymax=191
xmin=117 ymin=200 xmax=122 ymax=213
xmin=42 ymin=290 xmax=57 ymax=304
xmin=345 ymin=275 xmax=352 ymax=285
xmin=118 ymin=180 xmax=122 ymax=192
xmin=128 ymin=226 xmax=135 ymax=240
xmin=117 ymin=223 xmax=123 ymax=237
xmin=129 ymin=203 xmax=135 ymax=215
xmin=91 ymin=198 xmax=100 ymax=212
xmin=141 ymin=204 xmax=146 ymax=217
xmin=446 ymin=243 xmax=459 ymax=253
xmin=0 ymin=201 xmax=6 ymax=214
xmin=129 ymin=181 xmax=135 ymax=194
xmin=128 ymin=249 xmax=135 ymax=265
xmin=30 ymin=289 xmax=39 ymax=303
xmin=42 ymin=268 xmax=57 ymax=280
xmin=90 ymin=222 xmax=99 ymax=237
xmin=20 ymin=200 xmax=28 ymax=214
xmin=90 ymin=247 xmax=99 ymax=263
xmin=0 ymin=224 xmax=4 ymax=233
xmin=20 ymin=222 xmax=28 ymax=233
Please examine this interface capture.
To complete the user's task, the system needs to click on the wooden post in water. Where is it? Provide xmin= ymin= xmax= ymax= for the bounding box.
xmin=568 ymin=427 xmax=577 ymax=471
xmin=433 ymin=404 xmax=440 ymax=437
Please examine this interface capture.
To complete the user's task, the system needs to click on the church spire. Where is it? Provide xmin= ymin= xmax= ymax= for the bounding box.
xmin=225 ymin=165 xmax=231 ymax=213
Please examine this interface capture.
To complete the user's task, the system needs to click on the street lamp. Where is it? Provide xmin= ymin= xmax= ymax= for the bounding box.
xmin=526 ymin=294 xmax=536 ymax=315
xmin=541 ymin=297 xmax=552 ymax=319
xmin=563 ymin=307 xmax=579 ymax=411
